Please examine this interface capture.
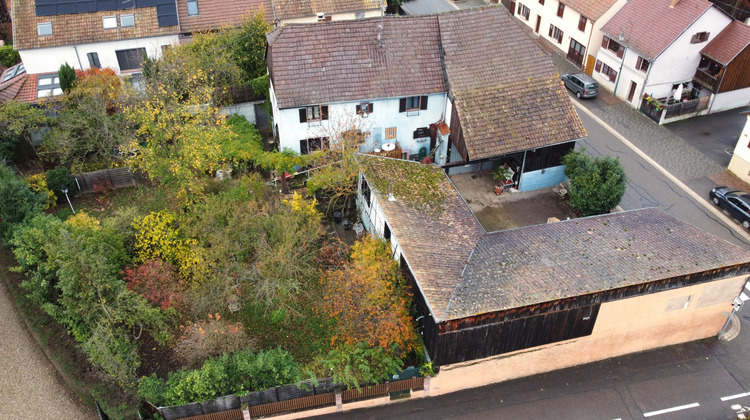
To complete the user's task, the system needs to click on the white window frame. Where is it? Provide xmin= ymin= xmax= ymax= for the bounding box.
xmin=103 ymin=16 xmax=118 ymax=29
xmin=37 ymin=22 xmax=53 ymax=36
xmin=121 ymin=14 xmax=135 ymax=28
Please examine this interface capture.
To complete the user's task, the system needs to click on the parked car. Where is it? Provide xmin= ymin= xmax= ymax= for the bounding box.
xmin=561 ymin=73 xmax=598 ymax=99
xmin=710 ymin=186 xmax=750 ymax=229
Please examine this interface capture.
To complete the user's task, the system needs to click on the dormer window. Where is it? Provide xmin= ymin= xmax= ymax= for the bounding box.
xmin=187 ymin=0 xmax=199 ymax=16
xmin=37 ymin=22 xmax=52 ymax=36
xmin=103 ymin=16 xmax=118 ymax=29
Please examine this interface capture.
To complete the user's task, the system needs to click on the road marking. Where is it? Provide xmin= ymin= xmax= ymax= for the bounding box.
xmin=572 ymin=101 xmax=749 ymax=240
xmin=721 ymin=392 xmax=750 ymax=401
xmin=643 ymin=402 xmax=700 ymax=417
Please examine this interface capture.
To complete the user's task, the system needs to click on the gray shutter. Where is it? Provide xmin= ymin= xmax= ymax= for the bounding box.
xmin=399 ymin=98 xmax=406 ymax=113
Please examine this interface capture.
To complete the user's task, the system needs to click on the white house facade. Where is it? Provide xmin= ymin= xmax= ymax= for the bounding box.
xmin=593 ymin=0 xmax=732 ymax=109
xmin=728 ymin=112 xmax=750 ymax=184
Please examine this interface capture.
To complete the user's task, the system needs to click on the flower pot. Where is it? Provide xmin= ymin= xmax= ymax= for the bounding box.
xmin=494 ymin=185 xmax=504 ymax=195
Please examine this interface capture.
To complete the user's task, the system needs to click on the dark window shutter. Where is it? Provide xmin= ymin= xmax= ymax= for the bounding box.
xmin=399 ymin=98 xmax=406 ymax=113
xmin=601 ymin=36 xmax=609 ymax=48
xmin=321 ymin=105 xmax=328 ymax=120
xmin=299 ymin=139 xmax=309 ymax=155
xmin=636 ymin=56 xmax=642 ymax=70
xmin=595 ymin=60 xmax=601 ymax=72
xmin=616 ymin=46 xmax=624 ymax=58
xmin=356 ymin=104 xmax=362 ymax=114
xmin=87 ymin=52 xmax=101 ymax=68
xmin=368 ymin=103 xmax=373 ymax=113
xmin=420 ymin=96 xmax=428 ymax=110
xmin=299 ymin=108 xmax=307 ymax=123
xmin=609 ymin=69 xmax=617 ymax=82
xmin=549 ymin=25 xmax=553 ymax=37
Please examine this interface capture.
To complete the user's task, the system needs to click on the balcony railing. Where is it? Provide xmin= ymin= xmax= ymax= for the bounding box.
xmin=692 ymin=67 xmax=719 ymax=91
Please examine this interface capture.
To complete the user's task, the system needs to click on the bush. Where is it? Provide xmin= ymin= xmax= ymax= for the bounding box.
xmin=562 ymin=149 xmax=626 ymax=217
xmin=59 ymin=62 xmax=76 ymax=93
xmin=123 ymin=259 xmax=184 ymax=310
xmin=174 ymin=313 xmax=251 ymax=368
xmin=0 ymin=164 xmax=45 ymax=240
xmin=0 ymin=44 xmax=20 ymax=68
xmin=45 ymin=167 xmax=76 ymax=202
xmin=26 ymin=173 xmax=57 ymax=209
xmin=138 ymin=348 xmax=301 ymax=406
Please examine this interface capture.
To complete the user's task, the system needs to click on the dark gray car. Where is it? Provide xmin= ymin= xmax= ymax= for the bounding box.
xmin=561 ymin=73 xmax=598 ymax=99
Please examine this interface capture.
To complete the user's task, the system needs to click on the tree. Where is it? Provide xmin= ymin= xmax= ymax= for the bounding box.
xmin=0 ymin=44 xmax=20 ymax=68
xmin=233 ymin=10 xmax=272 ymax=82
xmin=58 ymin=62 xmax=76 ymax=93
xmin=562 ymin=149 xmax=627 ymax=217
xmin=0 ymin=163 xmax=45 ymax=240
xmin=0 ymin=100 xmax=48 ymax=160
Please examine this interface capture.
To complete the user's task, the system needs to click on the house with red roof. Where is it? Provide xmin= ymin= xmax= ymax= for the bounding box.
xmin=266 ymin=7 xmax=587 ymax=192
xmin=506 ymin=0 xmax=627 ymax=71
xmin=592 ymin=0 xmax=750 ymax=123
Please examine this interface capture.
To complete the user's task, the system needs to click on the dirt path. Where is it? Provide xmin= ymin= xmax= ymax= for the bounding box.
xmin=0 ymin=269 xmax=95 ymax=419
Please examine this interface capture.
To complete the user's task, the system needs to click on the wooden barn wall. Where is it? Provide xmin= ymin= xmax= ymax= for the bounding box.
xmin=432 ymin=304 xmax=599 ymax=365
xmin=448 ymin=102 xmax=468 ymax=162
xmin=400 ymin=256 xmax=440 ymax=357
xmin=441 ymin=264 xmax=750 ymax=334
xmin=719 ymin=46 xmax=750 ymax=93
xmin=522 ymin=142 xmax=575 ymax=172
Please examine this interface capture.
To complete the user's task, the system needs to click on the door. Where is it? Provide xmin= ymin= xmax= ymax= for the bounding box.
xmin=535 ymin=15 xmax=541 ymax=34
xmin=567 ymin=38 xmax=585 ymax=67
xmin=627 ymin=81 xmax=637 ymax=102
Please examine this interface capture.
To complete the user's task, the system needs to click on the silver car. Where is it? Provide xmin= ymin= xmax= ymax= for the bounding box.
xmin=561 ymin=73 xmax=598 ymax=99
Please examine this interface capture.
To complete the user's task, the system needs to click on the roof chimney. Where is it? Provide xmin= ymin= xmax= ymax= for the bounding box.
xmin=669 ymin=0 xmax=681 ymax=8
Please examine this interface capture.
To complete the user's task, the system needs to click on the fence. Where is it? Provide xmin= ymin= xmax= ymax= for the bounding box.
xmin=663 ymin=97 xmax=709 ymax=119
xmin=154 ymin=375 xmax=425 ymax=420
xmin=73 ymin=167 xmax=136 ymax=195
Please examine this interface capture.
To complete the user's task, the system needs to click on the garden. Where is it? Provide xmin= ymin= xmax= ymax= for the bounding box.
xmin=0 ymin=11 xmax=424 ymax=419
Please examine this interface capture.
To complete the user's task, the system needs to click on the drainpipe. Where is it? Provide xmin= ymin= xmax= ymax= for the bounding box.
xmin=518 ymin=150 xmax=527 ymax=191
xmin=73 ymin=45 xmax=84 ymax=70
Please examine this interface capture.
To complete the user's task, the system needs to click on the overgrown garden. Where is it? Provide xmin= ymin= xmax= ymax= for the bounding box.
xmin=0 ymin=11 xmax=423 ymax=418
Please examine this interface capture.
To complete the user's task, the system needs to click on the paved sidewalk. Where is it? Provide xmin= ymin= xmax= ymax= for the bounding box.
xmin=0 ymin=267 xmax=95 ymax=419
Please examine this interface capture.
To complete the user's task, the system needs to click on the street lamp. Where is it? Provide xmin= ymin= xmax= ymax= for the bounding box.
xmin=61 ymin=185 xmax=75 ymax=214
xmin=612 ymin=21 xmax=633 ymax=98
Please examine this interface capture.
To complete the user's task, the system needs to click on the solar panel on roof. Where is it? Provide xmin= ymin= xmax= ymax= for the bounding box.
xmin=155 ymin=0 xmax=178 ymax=27
xmin=34 ymin=0 xmax=162 ymax=16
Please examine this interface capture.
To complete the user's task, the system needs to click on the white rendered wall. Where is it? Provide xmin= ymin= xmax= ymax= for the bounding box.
xmin=279 ymin=9 xmax=382 ymax=25
xmin=274 ymin=93 xmax=447 ymax=158
xmin=710 ymin=87 xmax=750 ymax=113
xmin=19 ymin=35 xmax=178 ymax=75
xmin=586 ymin=0 xmax=627 ymax=72
xmin=728 ymin=115 xmax=750 ymax=183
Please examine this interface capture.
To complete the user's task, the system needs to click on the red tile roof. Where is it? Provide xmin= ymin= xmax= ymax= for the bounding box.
xmin=271 ymin=0 xmax=383 ymax=20
xmin=267 ymin=15 xmax=445 ymax=108
xmin=602 ymin=0 xmax=714 ymax=60
xmin=701 ymin=20 xmax=750 ymax=65
xmin=12 ymin=0 xmax=178 ymax=51
xmin=176 ymin=0 xmax=273 ymax=33
xmin=561 ymin=0 xmax=620 ymax=21
xmin=439 ymin=7 xmax=586 ymax=160
xmin=0 ymin=69 xmax=27 ymax=103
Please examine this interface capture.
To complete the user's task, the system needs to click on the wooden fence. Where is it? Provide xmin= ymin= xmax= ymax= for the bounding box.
xmin=73 ymin=167 xmax=136 ymax=195
xmin=156 ymin=376 xmax=425 ymax=420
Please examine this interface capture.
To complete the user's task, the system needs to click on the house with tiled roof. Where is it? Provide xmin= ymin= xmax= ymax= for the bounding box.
xmin=12 ymin=0 xmax=180 ymax=83
xmin=505 ymin=0 xmax=626 ymax=71
xmin=593 ymin=0 xmax=742 ymax=123
xmin=356 ymin=153 xmax=750 ymax=392
xmin=0 ymin=63 xmax=35 ymax=103
xmin=269 ymin=0 xmax=383 ymax=25
xmin=267 ymin=6 xmax=586 ymax=192
xmin=693 ymin=20 xmax=750 ymax=113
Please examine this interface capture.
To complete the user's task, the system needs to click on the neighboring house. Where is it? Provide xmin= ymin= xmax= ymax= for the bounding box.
xmin=269 ymin=0 xmax=383 ymax=25
xmin=12 ymin=0 xmax=180 ymax=77
xmin=267 ymin=7 xmax=586 ymax=192
xmin=594 ymin=0 xmax=735 ymax=121
xmin=507 ymin=0 xmax=626 ymax=71
xmin=176 ymin=0 xmax=273 ymax=36
xmin=0 ymin=63 xmax=36 ymax=103
xmin=694 ymin=20 xmax=750 ymax=114
xmin=728 ymin=110 xmax=750 ymax=184
xmin=356 ymin=154 xmax=750 ymax=392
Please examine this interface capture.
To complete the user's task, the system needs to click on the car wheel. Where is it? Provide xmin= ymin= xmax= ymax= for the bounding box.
xmin=743 ymin=220 xmax=750 ymax=230
xmin=712 ymin=197 xmax=720 ymax=205
xmin=576 ymin=91 xmax=581 ymax=99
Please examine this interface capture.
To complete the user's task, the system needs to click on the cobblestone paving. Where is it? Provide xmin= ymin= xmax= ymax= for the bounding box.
xmin=0 ymin=273 xmax=95 ymax=419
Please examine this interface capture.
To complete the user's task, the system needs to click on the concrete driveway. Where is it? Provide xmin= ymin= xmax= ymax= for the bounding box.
xmin=450 ymin=171 xmax=576 ymax=232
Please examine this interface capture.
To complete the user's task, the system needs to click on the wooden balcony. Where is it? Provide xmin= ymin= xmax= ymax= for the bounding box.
xmin=692 ymin=67 xmax=719 ymax=92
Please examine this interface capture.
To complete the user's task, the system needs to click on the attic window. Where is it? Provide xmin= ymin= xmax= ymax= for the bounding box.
xmin=37 ymin=73 xmax=62 ymax=98
xmin=691 ymin=31 xmax=709 ymax=44
xmin=37 ymin=22 xmax=52 ymax=36
xmin=121 ymin=14 xmax=135 ymax=28
xmin=1 ymin=63 xmax=25 ymax=83
xmin=187 ymin=0 xmax=199 ymax=16
xmin=103 ymin=16 xmax=118 ymax=29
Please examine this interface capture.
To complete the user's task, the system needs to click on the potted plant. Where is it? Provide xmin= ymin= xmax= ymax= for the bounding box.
xmin=493 ymin=166 xmax=514 ymax=195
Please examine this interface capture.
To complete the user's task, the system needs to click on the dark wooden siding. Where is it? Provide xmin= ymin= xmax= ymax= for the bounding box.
xmin=429 ymin=264 xmax=750 ymax=366
xmin=523 ymin=141 xmax=575 ymax=172
xmin=401 ymin=256 xmax=440 ymax=357
xmin=448 ymin=102 xmax=468 ymax=162
xmin=719 ymin=46 xmax=750 ymax=93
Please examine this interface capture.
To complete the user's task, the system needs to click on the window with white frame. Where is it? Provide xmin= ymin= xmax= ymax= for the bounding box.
xmin=635 ymin=56 xmax=649 ymax=72
xmin=518 ymin=4 xmax=530 ymax=21
xmin=103 ymin=16 xmax=118 ymax=29
xmin=594 ymin=60 xmax=617 ymax=82
xmin=602 ymin=36 xmax=625 ymax=58
xmin=37 ymin=22 xmax=52 ymax=36
xmin=549 ymin=24 xmax=563 ymax=44
xmin=121 ymin=14 xmax=135 ymax=28
xmin=298 ymin=105 xmax=328 ymax=122
xmin=187 ymin=0 xmax=199 ymax=16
